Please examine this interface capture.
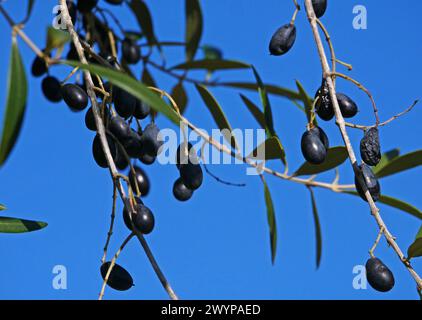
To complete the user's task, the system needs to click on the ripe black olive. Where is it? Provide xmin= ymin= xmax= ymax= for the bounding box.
xmin=269 ymin=23 xmax=296 ymax=56
xmin=85 ymin=107 xmax=96 ymax=131
xmin=337 ymin=93 xmax=358 ymax=118
xmin=61 ymin=83 xmax=89 ymax=111
xmin=42 ymin=76 xmax=62 ymax=103
xmin=301 ymin=127 xmax=328 ymax=165
xmin=123 ymin=200 xmax=155 ymax=234
xmin=31 ymin=55 xmax=48 ymax=77
xmin=176 ymin=142 xmax=197 ymax=169
xmin=129 ymin=166 xmax=150 ymax=196
xmin=115 ymin=143 xmax=129 ymax=170
xmin=173 ymin=177 xmax=194 ymax=201
xmin=122 ymin=38 xmax=141 ymax=65
xmin=134 ymin=100 xmax=151 ymax=120
xmin=360 ymin=127 xmax=381 ymax=166
xmin=355 ymin=164 xmax=381 ymax=202
xmin=77 ymin=0 xmax=98 ymax=13
xmin=100 ymin=262 xmax=133 ymax=291
xmin=315 ymin=81 xmax=334 ymax=121
xmin=113 ymin=87 xmax=136 ymax=119
xmin=180 ymin=162 xmax=203 ymax=191
xmin=140 ymin=123 xmax=163 ymax=157
xmin=108 ymin=115 xmax=131 ymax=142
xmin=365 ymin=257 xmax=395 ymax=292
xmin=92 ymin=134 xmax=117 ymax=168
xmin=312 ymin=0 xmax=328 ymax=18
xmin=123 ymin=129 xmax=143 ymax=158
xmin=139 ymin=152 xmax=156 ymax=165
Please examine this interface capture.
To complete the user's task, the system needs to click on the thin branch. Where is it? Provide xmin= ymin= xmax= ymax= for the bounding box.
xmin=102 ymin=183 xmax=118 ymax=264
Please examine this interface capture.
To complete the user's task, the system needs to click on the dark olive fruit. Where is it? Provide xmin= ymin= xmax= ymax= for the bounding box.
xmin=337 ymin=93 xmax=358 ymax=118
xmin=123 ymin=129 xmax=143 ymax=158
xmin=122 ymin=38 xmax=141 ymax=65
xmin=355 ymin=164 xmax=381 ymax=202
xmin=31 ymin=55 xmax=48 ymax=77
xmin=315 ymin=81 xmax=334 ymax=121
xmin=123 ymin=197 xmax=143 ymax=230
xmin=66 ymin=43 xmax=79 ymax=61
xmin=312 ymin=0 xmax=328 ymax=18
xmin=133 ymin=100 xmax=151 ymax=120
xmin=140 ymin=123 xmax=163 ymax=157
xmin=269 ymin=23 xmax=296 ymax=56
xmin=92 ymin=134 xmax=118 ymax=168
xmin=360 ymin=128 xmax=381 ymax=166
xmin=61 ymin=83 xmax=88 ymax=111
xmin=310 ymin=126 xmax=329 ymax=150
xmin=105 ymin=0 xmax=124 ymax=5
xmin=129 ymin=166 xmax=150 ymax=196
xmin=139 ymin=152 xmax=156 ymax=165
xmin=115 ymin=144 xmax=129 ymax=170
xmin=301 ymin=128 xmax=327 ymax=165
xmin=173 ymin=177 xmax=194 ymax=201
xmin=180 ymin=162 xmax=203 ymax=191
xmin=77 ymin=0 xmax=98 ymax=12
xmin=365 ymin=257 xmax=395 ymax=292
xmin=113 ymin=87 xmax=136 ymax=119
xmin=42 ymin=76 xmax=62 ymax=103
xmin=100 ymin=262 xmax=133 ymax=291
xmin=108 ymin=115 xmax=131 ymax=142
xmin=85 ymin=107 xmax=96 ymax=131
xmin=176 ymin=142 xmax=198 ymax=169
xmin=123 ymin=201 xmax=155 ymax=234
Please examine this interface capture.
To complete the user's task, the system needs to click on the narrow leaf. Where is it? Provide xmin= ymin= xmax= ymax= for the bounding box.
xmin=219 ymin=82 xmax=302 ymax=101
xmin=195 ymin=84 xmax=237 ymax=149
xmin=295 ymin=80 xmax=316 ymax=124
xmin=373 ymin=148 xmax=400 ymax=175
xmin=252 ymin=66 xmax=275 ymax=136
xmin=261 ymin=176 xmax=277 ymax=264
xmin=0 ymin=41 xmax=28 ymax=166
xmin=294 ymin=146 xmax=348 ymax=176
xmin=407 ymin=226 xmax=422 ymax=259
xmin=185 ymin=0 xmax=203 ymax=61
xmin=375 ymin=150 xmax=422 ymax=179
xmin=46 ymin=26 xmax=71 ymax=51
xmin=248 ymin=136 xmax=285 ymax=161
xmin=309 ymin=188 xmax=322 ymax=268
xmin=171 ymin=59 xmax=250 ymax=71
xmin=129 ymin=0 xmax=160 ymax=50
xmin=64 ymin=61 xmax=181 ymax=125
xmin=240 ymin=94 xmax=266 ymax=129
xmin=0 ymin=216 xmax=47 ymax=233
xmin=171 ymin=82 xmax=188 ymax=115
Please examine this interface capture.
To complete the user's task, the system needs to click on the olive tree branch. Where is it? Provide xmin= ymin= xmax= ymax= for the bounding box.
xmin=304 ymin=0 xmax=422 ymax=291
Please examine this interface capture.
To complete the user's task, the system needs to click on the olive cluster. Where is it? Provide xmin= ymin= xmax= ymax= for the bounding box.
xmin=268 ymin=0 xmax=395 ymax=293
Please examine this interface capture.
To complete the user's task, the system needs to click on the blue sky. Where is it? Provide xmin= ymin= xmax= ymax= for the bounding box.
xmin=0 ymin=0 xmax=421 ymax=300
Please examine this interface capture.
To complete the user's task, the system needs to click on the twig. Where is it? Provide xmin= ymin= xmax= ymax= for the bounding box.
xmin=102 ymin=183 xmax=118 ymax=264
xmin=304 ymin=0 xmax=422 ymax=291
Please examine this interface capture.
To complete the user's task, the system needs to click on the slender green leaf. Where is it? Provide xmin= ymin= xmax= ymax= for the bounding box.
xmin=129 ymin=0 xmax=160 ymax=50
xmin=46 ymin=26 xmax=71 ymax=51
xmin=248 ymin=136 xmax=285 ymax=161
xmin=374 ymin=150 xmax=422 ymax=179
xmin=294 ymin=146 xmax=348 ymax=176
xmin=171 ymin=82 xmax=188 ymax=115
xmin=219 ymin=82 xmax=302 ymax=101
xmin=195 ymin=84 xmax=237 ymax=149
xmin=64 ymin=61 xmax=181 ymax=125
xmin=295 ymin=80 xmax=316 ymax=124
xmin=309 ymin=188 xmax=322 ymax=268
xmin=0 ymin=41 xmax=27 ymax=166
xmin=252 ymin=66 xmax=275 ymax=136
xmin=185 ymin=0 xmax=203 ymax=61
xmin=261 ymin=176 xmax=277 ymax=264
xmin=171 ymin=59 xmax=250 ymax=71
xmin=0 ymin=216 xmax=47 ymax=233
xmin=343 ymin=191 xmax=422 ymax=220
xmin=373 ymin=149 xmax=400 ymax=174
xmin=407 ymin=226 xmax=422 ymax=259
xmin=239 ymin=94 xmax=265 ymax=129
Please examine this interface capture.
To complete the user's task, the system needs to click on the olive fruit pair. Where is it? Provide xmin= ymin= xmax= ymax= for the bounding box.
xmin=315 ymin=83 xmax=358 ymax=120
xmin=312 ymin=0 xmax=328 ymax=18
xmin=301 ymin=126 xmax=329 ymax=165
xmin=123 ymin=197 xmax=155 ymax=234
xmin=355 ymin=164 xmax=381 ymax=202
xmin=77 ymin=0 xmax=98 ymax=13
xmin=175 ymin=142 xmax=203 ymax=191
xmin=366 ymin=257 xmax=395 ymax=292
xmin=360 ymin=128 xmax=381 ymax=166
xmin=100 ymin=262 xmax=133 ymax=291
xmin=269 ymin=23 xmax=296 ymax=56
xmin=122 ymin=38 xmax=141 ymax=65
xmin=129 ymin=166 xmax=150 ymax=197
xmin=61 ymin=83 xmax=89 ymax=112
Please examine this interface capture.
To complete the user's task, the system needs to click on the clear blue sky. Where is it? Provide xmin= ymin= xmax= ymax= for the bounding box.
xmin=0 ymin=0 xmax=421 ymax=300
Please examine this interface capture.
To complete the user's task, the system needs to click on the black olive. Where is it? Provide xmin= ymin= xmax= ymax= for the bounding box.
xmin=100 ymin=262 xmax=133 ymax=291
xmin=360 ymin=127 xmax=381 ymax=166
xmin=269 ymin=23 xmax=296 ymax=56
xmin=355 ymin=164 xmax=381 ymax=202
xmin=365 ymin=257 xmax=395 ymax=292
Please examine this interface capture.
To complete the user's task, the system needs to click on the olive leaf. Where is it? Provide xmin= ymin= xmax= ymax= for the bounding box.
xmin=171 ymin=59 xmax=250 ymax=71
xmin=64 ymin=61 xmax=181 ymax=125
xmin=141 ymin=67 xmax=157 ymax=87
xmin=0 ymin=204 xmax=6 ymax=211
xmin=248 ymin=136 xmax=285 ymax=161
xmin=261 ymin=175 xmax=277 ymax=265
xmin=219 ymin=82 xmax=302 ymax=101
xmin=0 ymin=217 xmax=47 ymax=233
xmin=195 ymin=84 xmax=238 ymax=150
xmin=0 ymin=41 xmax=27 ymax=167
xmin=374 ymin=150 xmax=422 ymax=179
xmin=21 ymin=0 xmax=36 ymax=24
xmin=46 ymin=26 xmax=71 ymax=51
xmin=239 ymin=94 xmax=266 ymax=129
xmin=295 ymin=80 xmax=316 ymax=124
xmin=373 ymin=149 xmax=400 ymax=174
xmin=407 ymin=226 xmax=422 ymax=259
xmin=171 ymin=82 xmax=188 ymax=115
xmin=185 ymin=0 xmax=203 ymax=61
xmin=309 ymin=188 xmax=322 ymax=268
xmin=293 ymin=146 xmax=348 ymax=176
xmin=129 ymin=0 xmax=160 ymax=51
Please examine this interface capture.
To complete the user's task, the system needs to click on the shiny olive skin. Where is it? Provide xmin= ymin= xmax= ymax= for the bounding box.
xmin=140 ymin=123 xmax=163 ymax=157
xmin=301 ymin=128 xmax=327 ymax=165
xmin=355 ymin=164 xmax=381 ymax=202
xmin=108 ymin=115 xmax=131 ymax=142
xmin=92 ymin=134 xmax=118 ymax=168
xmin=115 ymin=144 xmax=130 ymax=171
xmin=312 ymin=0 xmax=328 ymax=18
xmin=180 ymin=162 xmax=203 ymax=191
xmin=176 ymin=142 xmax=197 ymax=169
xmin=42 ymin=76 xmax=62 ymax=103
xmin=315 ymin=82 xmax=334 ymax=121
xmin=123 ymin=129 xmax=143 ymax=158
xmin=129 ymin=166 xmax=150 ymax=196
xmin=85 ymin=107 xmax=96 ymax=131
xmin=360 ymin=128 xmax=381 ymax=166
xmin=100 ymin=262 xmax=133 ymax=291
xmin=134 ymin=100 xmax=151 ymax=120
xmin=61 ymin=83 xmax=89 ymax=111
xmin=337 ymin=93 xmax=358 ymax=118
xmin=366 ymin=257 xmax=395 ymax=292
xmin=113 ymin=87 xmax=136 ymax=119
xmin=173 ymin=177 xmax=194 ymax=201
xmin=31 ymin=55 xmax=48 ymax=77
xmin=122 ymin=38 xmax=141 ymax=65
xmin=269 ymin=23 xmax=296 ymax=56
xmin=123 ymin=200 xmax=155 ymax=234
xmin=139 ymin=152 xmax=156 ymax=165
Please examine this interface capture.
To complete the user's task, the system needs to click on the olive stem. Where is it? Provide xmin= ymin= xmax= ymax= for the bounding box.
xmin=305 ymin=0 xmax=422 ymax=291
xmin=369 ymin=227 xmax=384 ymax=258
xmin=102 ymin=183 xmax=118 ymax=264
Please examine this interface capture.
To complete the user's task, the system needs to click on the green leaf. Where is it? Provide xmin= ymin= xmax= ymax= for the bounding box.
xmin=295 ymin=80 xmax=315 ymax=124
xmin=129 ymin=0 xmax=160 ymax=50
xmin=201 ymin=45 xmax=222 ymax=60
xmin=64 ymin=61 xmax=181 ymax=125
xmin=171 ymin=59 xmax=250 ymax=71
xmin=373 ymin=149 xmax=400 ymax=175
xmin=185 ymin=0 xmax=203 ymax=61
xmin=0 ymin=204 xmax=6 ymax=211
xmin=195 ymin=84 xmax=237 ymax=149
xmin=261 ymin=176 xmax=277 ymax=264
xmin=171 ymin=82 xmax=188 ymax=115
xmin=248 ymin=136 xmax=285 ymax=161
xmin=46 ymin=26 xmax=71 ymax=51
xmin=252 ymin=66 xmax=275 ymax=137
xmin=0 ymin=41 xmax=28 ymax=166
xmin=294 ymin=146 xmax=348 ymax=176
xmin=374 ymin=150 xmax=422 ymax=179
xmin=407 ymin=226 xmax=422 ymax=259
xmin=239 ymin=94 xmax=266 ymax=129
xmin=0 ymin=216 xmax=47 ymax=233
xmin=309 ymin=188 xmax=322 ymax=268
xmin=219 ymin=82 xmax=302 ymax=101
xmin=343 ymin=191 xmax=422 ymax=220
